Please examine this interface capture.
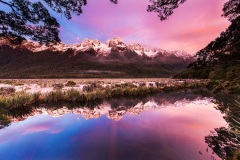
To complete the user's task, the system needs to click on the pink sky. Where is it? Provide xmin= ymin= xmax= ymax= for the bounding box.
xmin=58 ymin=0 xmax=230 ymax=54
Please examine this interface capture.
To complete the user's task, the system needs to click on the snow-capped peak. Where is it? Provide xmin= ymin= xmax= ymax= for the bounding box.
xmin=0 ymin=36 xmax=192 ymax=59
xmin=168 ymin=50 xmax=192 ymax=60
xmin=144 ymin=48 xmax=159 ymax=57
xmin=128 ymin=43 xmax=144 ymax=56
xmin=72 ymin=38 xmax=111 ymax=56
xmin=107 ymin=37 xmax=127 ymax=48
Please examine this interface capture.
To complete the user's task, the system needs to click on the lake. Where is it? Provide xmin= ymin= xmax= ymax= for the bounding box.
xmin=0 ymin=91 xmax=239 ymax=160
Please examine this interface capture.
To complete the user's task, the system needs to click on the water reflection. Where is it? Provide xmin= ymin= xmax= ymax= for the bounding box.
xmin=205 ymin=95 xmax=240 ymax=160
xmin=0 ymin=91 xmax=239 ymax=160
xmin=7 ymin=92 xmax=212 ymax=122
xmin=0 ymin=108 xmax=10 ymax=129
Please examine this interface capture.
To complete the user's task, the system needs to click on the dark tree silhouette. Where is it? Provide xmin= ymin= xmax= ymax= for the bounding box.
xmin=205 ymin=127 xmax=240 ymax=160
xmin=147 ymin=0 xmax=186 ymax=20
xmin=205 ymin=98 xmax=240 ymax=160
xmin=110 ymin=0 xmax=118 ymax=4
xmin=0 ymin=0 xmax=61 ymax=44
xmin=187 ymin=15 xmax=240 ymax=71
xmin=146 ymin=0 xmax=239 ymax=21
xmin=43 ymin=0 xmax=87 ymax=19
xmin=0 ymin=0 xmax=89 ymax=44
xmin=176 ymin=0 xmax=240 ymax=79
xmin=222 ymin=0 xmax=240 ymax=21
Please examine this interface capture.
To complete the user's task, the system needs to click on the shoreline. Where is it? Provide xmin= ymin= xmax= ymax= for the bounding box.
xmin=0 ymin=79 xmax=207 ymax=109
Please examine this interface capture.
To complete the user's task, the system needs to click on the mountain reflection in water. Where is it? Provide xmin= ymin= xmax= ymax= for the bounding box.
xmin=0 ymin=91 xmax=239 ymax=160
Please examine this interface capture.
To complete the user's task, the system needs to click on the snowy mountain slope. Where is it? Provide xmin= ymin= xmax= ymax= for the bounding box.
xmin=0 ymin=36 xmax=195 ymax=78
xmin=0 ymin=36 xmax=192 ymax=59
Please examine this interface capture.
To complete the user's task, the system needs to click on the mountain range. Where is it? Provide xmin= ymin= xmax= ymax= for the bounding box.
xmin=0 ymin=36 xmax=195 ymax=78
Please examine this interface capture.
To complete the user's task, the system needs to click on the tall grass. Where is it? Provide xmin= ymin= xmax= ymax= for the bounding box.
xmin=64 ymin=89 xmax=86 ymax=102
xmin=0 ymin=82 xmax=201 ymax=109
xmin=0 ymin=92 xmax=32 ymax=108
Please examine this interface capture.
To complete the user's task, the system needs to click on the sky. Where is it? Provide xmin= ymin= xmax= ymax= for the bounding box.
xmin=0 ymin=0 xmax=230 ymax=54
xmin=54 ymin=0 xmax=230 ymax=54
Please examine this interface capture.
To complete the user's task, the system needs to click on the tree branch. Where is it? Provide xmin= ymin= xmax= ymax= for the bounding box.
xmin=0 ymin=0 xmax=19 ymax=16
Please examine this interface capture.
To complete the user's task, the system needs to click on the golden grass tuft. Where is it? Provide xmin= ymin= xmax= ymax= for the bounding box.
xmin=0 ymin=81 xmax=204 ymax=109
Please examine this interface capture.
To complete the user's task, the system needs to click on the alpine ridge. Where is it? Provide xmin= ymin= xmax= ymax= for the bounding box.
xmin=0 ymin=37 xmax=192 ymax=59
xmin=0 ymin=36 xmax=195 ymax=78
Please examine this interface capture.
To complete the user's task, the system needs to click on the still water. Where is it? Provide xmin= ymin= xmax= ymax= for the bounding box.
xmin=0 ymin=92 xmax=239 ymax=160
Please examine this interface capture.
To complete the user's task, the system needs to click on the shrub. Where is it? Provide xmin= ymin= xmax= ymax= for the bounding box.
xmin=52 ymin=83 xmax=64 ymax=90
xmin=65 ymin=81 xmax=76 ymax=87
xmin=139 ymin=82 xmax=146 ymax=87
xmin=174 ymin=68 xmax=210 ymax=79
xmin=0 ymin=87 xmax=15 ymax=95
xmin=91 ymin=82 xmax=101 ymax=88
xmin=82 ymin=85 xmax=94 ymax=92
